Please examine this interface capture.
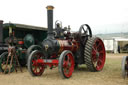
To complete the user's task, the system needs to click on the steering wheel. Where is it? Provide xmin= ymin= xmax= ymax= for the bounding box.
xmin=79 ymin=24 xmax=92 ymax=44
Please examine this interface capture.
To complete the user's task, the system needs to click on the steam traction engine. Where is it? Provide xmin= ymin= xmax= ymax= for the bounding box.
xmin=27 ymin=6 xmax=106 ymax=78
xmin=122 ymin=56 xmax=128 ymax=79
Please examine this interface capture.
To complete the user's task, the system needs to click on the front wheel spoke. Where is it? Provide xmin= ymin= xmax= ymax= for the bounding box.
xmin=39 ymin=66 xmax=42 ymax=70
xmin=69 ymin=66 xmax=73 ymax=72
xmin=38 ymin=66 xmax=41 ymax=71
xmin=67 ymin=57 xmax=70 ymax=64
xmin=33 ymin=66 xmax=37 ymax=73
xmin=32 ymin=62 xmax=36 ymax=66
xmin=63 ymin=68 xmax=67 ymax=73
xmin=66 ymin=55 xmax=70 ymax=64
xmin=66 ymin=68 xmax=69 ymax=73
xmin=63 ymin=61 xmax=68 ymax=67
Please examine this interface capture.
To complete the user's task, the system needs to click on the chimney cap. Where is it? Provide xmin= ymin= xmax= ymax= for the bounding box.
xmin=46 ymin=5 xmax=54 ymax=10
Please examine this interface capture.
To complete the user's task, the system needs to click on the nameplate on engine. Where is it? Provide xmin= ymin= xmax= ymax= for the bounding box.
xmin=43 ymin=59 xmax=52 ymax=63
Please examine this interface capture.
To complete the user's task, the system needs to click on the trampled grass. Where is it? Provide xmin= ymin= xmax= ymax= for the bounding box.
xmin=0 ymin=53 xmax=128 ymax=85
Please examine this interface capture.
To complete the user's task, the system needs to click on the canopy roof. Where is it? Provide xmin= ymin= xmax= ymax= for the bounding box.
xmin=3 ymin=23 xmax=47 ymax=31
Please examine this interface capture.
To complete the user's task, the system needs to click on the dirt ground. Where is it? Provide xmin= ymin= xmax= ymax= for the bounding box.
xmin=0 ymin=53 xmax=128 ymax=85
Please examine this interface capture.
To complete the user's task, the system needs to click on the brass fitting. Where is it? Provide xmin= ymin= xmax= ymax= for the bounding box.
xmin=45 ymin=44 xmax=49 ymax=51
xmin=46 ymin=5 xmax=54 ymax=10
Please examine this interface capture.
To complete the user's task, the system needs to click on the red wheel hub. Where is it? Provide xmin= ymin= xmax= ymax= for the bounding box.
xmin=92 ymin=39 xmax=106 ymax=71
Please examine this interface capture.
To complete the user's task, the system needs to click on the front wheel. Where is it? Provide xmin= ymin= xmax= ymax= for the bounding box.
xmin=58 ymin=50 xmax=75 ymax=78
xmin=122 ymin=56 xmax=128 ymax=79
xmin=27 ymin=50 xmax=45 ymax=76
xmin=0 ymin=52 xmax=15 ymax=74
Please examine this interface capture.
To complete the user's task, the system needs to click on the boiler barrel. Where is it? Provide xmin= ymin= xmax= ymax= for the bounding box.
xmin=57 ymin=40 xmax=79 ymax=53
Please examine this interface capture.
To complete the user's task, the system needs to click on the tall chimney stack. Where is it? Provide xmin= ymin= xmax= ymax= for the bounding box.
xmin=46 ymin=5 xmax=54 ymax=39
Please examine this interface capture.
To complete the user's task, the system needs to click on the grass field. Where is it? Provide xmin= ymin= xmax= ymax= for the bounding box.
xmin=0 ymin=53 xmax=128 ymax=85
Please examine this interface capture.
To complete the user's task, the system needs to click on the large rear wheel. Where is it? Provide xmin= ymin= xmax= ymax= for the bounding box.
xmin=59 ymin=50 xmax=75 ymax=78
xmin=84 ymin=37 xmax=106 ymax=71
xmin=27 ymin=50 xmax=45 ymax=76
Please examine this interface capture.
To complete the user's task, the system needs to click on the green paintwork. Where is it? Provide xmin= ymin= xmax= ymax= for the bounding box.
xmin=24 ymin=34 xmax=35 ymax=48
xmin=3 ymin=23 xmax=47 ymax=44
xmin=0 ymin=23 xmax=47 ymax=71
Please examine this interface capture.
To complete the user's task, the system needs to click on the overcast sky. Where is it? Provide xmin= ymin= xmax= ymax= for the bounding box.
xmin=0 ymin=0 xmax=128 ymax=34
